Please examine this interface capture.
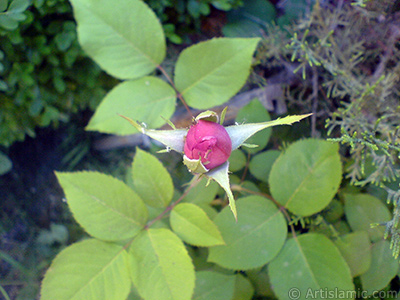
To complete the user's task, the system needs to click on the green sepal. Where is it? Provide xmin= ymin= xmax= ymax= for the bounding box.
xmin=220 ymin=107 xmax=228 ymax=125
xmin=156 ymin=149 xmax=170 ymax=153
xmin=226 ymin=113 xmax=312 ymax=150
xmin=183 ymin=155 xmax=209 ymax=174
xmin=195 ymin=110 xmax=219 ymax=123
xmin=207 ymin=162 xmax=237 ymax=221
xmin=120 ymin=114 xmax=186 ymax=153
xmin=241 ymin=143 xmax=259 ymax=148
xmin=162 ymin=117 xmax=177 ymax=130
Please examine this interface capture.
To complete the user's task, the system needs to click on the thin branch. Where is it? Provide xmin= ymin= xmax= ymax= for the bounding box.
xmin=144 ymin=175 xmax=201 ymax=229
xmin=311 ymin=68 xmax=319 ymax=137
xmin=240 ymin=152 xmax=251 ymax=183
xmin=157 ymin=64 xmax=193 ymax=118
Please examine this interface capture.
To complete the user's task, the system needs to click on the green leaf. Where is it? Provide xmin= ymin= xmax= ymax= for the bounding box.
xmin=70 ymin=0 xmax=165 ymax=80
xmin=277 ymin=0 xmax=314 ymax=26
xmin=188 ymin=246 xmax=214 ymax=271
xmin=129 ymin=228 xmax=195 ymax=300
xmin=0 ymin=15 xmax=18 ymax=30
xmin=207 ymin=161 xmax=237 ymax=220
xmin=268 ymin=233 xmax=354 ymax=300
xmin=208 ymin=195 xmax=287 ymax=270
xmin=183 ymin=177 xmax=219 ymax=205
xmin=323 ymin=199 xmax=344 ymax=223
xmin=226 ymin=113 xmax=312 ymax=150
xmin=192 ymin=271 xmax=236 ymax=300
xmin=131 ymin=148 xmax=174 ymax=208
xmin=246 ymin=268 xmax=275 ymax=298
xmin=269 ymin=139 xmax=342 ymax=216
xmin=0 ymin=0 xmax=7 ymax=12
xmin=0 ymin=151 xmax=12 ymax=175
xmin=174 ymin=38 xmax=260 ymax=109
xmin=0 ymin=0 xmax=29 ymax=30
xmin=8 ymin=0 xmax=30 ymax=12
xmin=334 ymin=231 xmax=372 ymax=277
xmin=41 ymin=239 xmax=130 ymax=300
xmin=170 ymin=203 xmax=224 ymax=247
xmin=228 ymin=149 xmax=247 ymax=172
xmin=197 ymin=204 xmax=218 ymax=219
xmin=0 ymin=79 xmax=8 ymax=91
xmin=344 ymin=193 xmax=391 ymax=242
xmin=233 ymin=274 xmax=254 ymax=300
xmin=249 ymin=150 xmax=280 ymax=182
xmin=223 ymin=18 xmax=265 ymax=38
xmin=223 ymin=0 xmax=277 ymax=38
xmin=360 ymin=240 xmax=398 ymax=295
xmin=86 ymin=77 xmax=176 ymax=135
xmin=56 ymin=171 xmax=148 ymax=241
xmin=235 ymin=99 xmax=272 ymax=154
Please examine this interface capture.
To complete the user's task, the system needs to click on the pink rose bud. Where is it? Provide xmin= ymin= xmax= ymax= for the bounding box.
xmin=184 ymin=119 xmax=232 ymax=170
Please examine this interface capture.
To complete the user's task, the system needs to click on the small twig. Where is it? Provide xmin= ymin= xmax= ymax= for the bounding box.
xmin=371 ymin=25 xmax=400 ymax=82
xmin=0 ymin=285 xmax=11 ymax=300
xmin=157 ymin=65 xmax=193 ymax=118
xmin=311 ymin=68 xmax=319 ymax=137
xmin=144 ymin=175 xmax=201 ymax=229
xmin=240 ymin=152 xmax=251 ymax=183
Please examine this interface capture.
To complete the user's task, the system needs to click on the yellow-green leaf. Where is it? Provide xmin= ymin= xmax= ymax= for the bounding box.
xmin=41 ymin=239 xmax=130 ymax=300
xmin=56 ymin=171 xmax=148 ymax=241
xmin=129 ymin=229 xmax=195 ymax=300
xmin=70 ymin=0 xmax=165 ymax=79
xmin=170 ymin=203 xmax=225 ymax=247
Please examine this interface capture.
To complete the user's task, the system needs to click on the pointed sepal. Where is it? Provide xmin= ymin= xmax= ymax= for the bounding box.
xmin=225 ymin=113 xmax=312 ymax=150
xmin=195 ymin=110 xmax=219 ymax=123
xmin=219 ymin=107 xmax=228 ymax=125
xmin=183 ymin=155 xmax=209 ymax=174
xmin=207 ymin=162 xmax=237 ymax=221
xmin=119 ymin=114 xmax=187 ymax=153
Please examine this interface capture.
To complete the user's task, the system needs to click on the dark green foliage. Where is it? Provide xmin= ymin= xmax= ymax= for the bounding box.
xmin=0 ymin=0 xmax=115 ymax=147
xmin=145 ymin=0 xmax=243 ymax=42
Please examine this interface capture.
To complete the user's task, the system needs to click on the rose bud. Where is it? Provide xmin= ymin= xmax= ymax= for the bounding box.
xmin=184 ymin=119 xmax=232 ymax=171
